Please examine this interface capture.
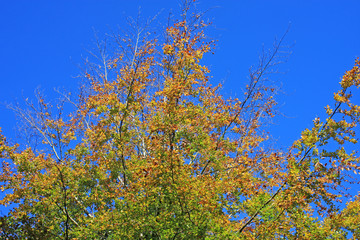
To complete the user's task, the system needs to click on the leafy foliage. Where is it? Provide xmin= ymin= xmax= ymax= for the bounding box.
xmin=1 ymin=1 xmax=360 ymax=239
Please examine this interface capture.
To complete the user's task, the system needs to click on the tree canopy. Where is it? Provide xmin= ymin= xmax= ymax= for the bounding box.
xmin=1 ymin=1 xmax=360 ymax=239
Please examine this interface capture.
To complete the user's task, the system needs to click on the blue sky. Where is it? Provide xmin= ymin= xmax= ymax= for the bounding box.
xmin=0 ymin=0 xmax=359 ymax=148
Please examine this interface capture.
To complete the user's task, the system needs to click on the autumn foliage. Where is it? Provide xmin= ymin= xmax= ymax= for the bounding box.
xmin=1 ymin=2 xmax=360 ymax=239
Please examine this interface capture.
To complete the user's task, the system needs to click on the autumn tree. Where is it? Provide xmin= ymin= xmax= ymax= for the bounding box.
xmin=1 ymin=1 xmax=360 ymax=239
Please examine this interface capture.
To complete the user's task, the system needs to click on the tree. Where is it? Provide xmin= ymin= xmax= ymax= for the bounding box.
xmin=1 ymin=1 xmax=360 ymax=239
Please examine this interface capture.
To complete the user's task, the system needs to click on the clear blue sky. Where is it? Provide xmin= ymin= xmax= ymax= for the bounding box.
xmin=0 ymin=0 xmax=359 ymax=147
